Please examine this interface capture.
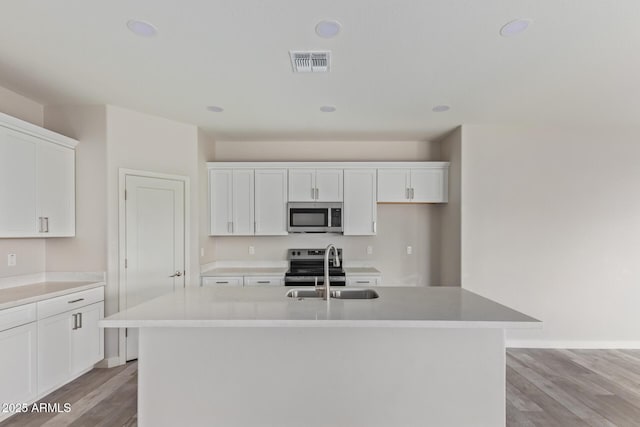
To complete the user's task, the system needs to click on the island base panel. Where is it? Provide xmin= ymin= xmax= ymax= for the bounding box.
xmin=138 ymin=327 xmax=505 ymax=427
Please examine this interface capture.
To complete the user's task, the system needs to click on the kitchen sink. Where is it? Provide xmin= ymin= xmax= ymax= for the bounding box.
xmin=286 ymin=289 xmax=324 ymax=299
xmin=286 ymin=288 xmax=379 ymax=300
xmin=330 ymin=289 xmax=379 ymax=299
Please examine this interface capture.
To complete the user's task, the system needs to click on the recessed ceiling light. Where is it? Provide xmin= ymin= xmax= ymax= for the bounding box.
xmin=432 ymin=105 xmax=450 ymax=112
xmin=206 ymin=106 xmax=224 ymax=113
xmin=500 ymin=19 xmax=532 ymax=37
xmin=127 ymin=20 xmax=157 ymax=37
xmin=315 ymin=20 xmax=341 ymax=38
xmin=320 ymin=105 xmax=336 ymax=113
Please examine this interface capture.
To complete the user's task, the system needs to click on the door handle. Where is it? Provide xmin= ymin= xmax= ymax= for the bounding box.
xmin=169 ymin=271 xmax=183 ymax=278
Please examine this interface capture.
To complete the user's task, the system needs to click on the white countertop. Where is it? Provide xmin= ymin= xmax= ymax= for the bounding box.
xmin=343 ymin=267 xmax=381 ymax=275
xmin=0 ymin=281 xmax=105 ymax=310
xmin=100 ymin=286 xmax=540 ymax=329
xmin=201 ymin=267 xmax=288 ymax=277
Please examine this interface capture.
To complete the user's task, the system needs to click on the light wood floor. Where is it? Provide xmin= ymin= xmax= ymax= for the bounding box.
xmin=2 ymin=350 xmax=640 ymax=426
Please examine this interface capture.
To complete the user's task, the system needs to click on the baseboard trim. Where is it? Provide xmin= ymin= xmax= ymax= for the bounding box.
xmin=95 ymin=356 xmax=125 ymax=368
xmin=507 ymin=340 xmax=640 ymax=349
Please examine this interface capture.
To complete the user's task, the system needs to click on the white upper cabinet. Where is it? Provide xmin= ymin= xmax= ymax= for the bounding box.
xmin=377 ymin=166 xmax=448 ymax=203
xmin=288 ymin=168 xmax=342 ymax=202
xmin=0 ymin=127 xmax=38 ymax=236
xmin=232 ymin=170 xmax=255 ymax=235
xmin=410 ymin=168 xmax=448 ymax=203
xmin=255 ymin=169 xmax=287 ymax=235
xmin=210 ymin=169 xmax=255 ymax=236
xmin=315 ymin=169 xmax=343 ymax=201
xmin=0 ymin=113 xmax=78 ymax=238
xmin=209 ymin=169 xmax=233 ymax=235
xmin=377 ymin=169 xmax=410 ymax=203
xmin=37 ymin=142 xmax=75 ymax=236
xmin=343 ymin=169 xmax=377 ymax=236
xmin=288 ymin=169 xmax=316 ymax=201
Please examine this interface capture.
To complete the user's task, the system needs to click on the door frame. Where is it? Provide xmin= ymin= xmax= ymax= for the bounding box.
xmin=117 ymin=168 xmax=191 ymax=365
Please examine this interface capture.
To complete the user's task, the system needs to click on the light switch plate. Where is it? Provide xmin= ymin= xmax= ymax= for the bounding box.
xmin=7 ymin=253 xmax=16 ymax=266
xmin=248 ymin=246 xmax=255 ymax=255
xmin=406 ymin=246 xmax=413 ymax=255
xmin=366 ymin=246 xmax=373 ymax=255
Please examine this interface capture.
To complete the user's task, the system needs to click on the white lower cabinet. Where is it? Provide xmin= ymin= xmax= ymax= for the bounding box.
xmin=0 ymin=322 xmax=37 ymax=408
xmin=38 ymin=300 xmax=104 ymax=396
xmin=346 ymin=275 xmax=382 ymax=286
xmin=0 ymin=288 xmax=103 ymax=421
xmin=244 ymin=276 xmax=284 ymax=286
xmin=202 ymin=276 xmax=244 ymax=287
xmin=202 ymin=275 xmax=285 ymax=287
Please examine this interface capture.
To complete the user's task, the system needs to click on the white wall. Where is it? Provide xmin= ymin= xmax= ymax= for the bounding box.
xmin=211 ymin=139 xmax=445 ymax=285
xmin=461 ymin=125 xmax=640 ymax=347
xmin=0 ymin=86 xmax=45 ymax=278
xmin=44 ymin=106 xmax=108 ymax=273
xmin=198 ymin=130 xmax=216 ymax=265
xmin=438 ymin=127 xmax=462 ymax=286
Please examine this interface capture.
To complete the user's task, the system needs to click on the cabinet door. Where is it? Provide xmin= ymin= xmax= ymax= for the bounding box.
xmin=71 ymin=302 xmax=104 ymax=376
xmin=410 ymin=168 xmax=448 ymax=203
xmin=37 ymin=141 xmax=75 ymax=236
xmin=344 ymin=169 xmax=377 ymax=235
xmin=202 ymin=276 xmax=244 ymax=287
xmin=346 ymin=276 xmax=381 ymax=286
xmin=315 ymin=169 xmax=343 ymax=201
xmin=210 ymin=169 xmax=233 ymax=235
xmin=38 ymin=311 xmax=72 ymax=395
xmin=0 ymin=322 xmax=37 ymax=407
xmin=255 ymin=169 xmax=287 ymax=235
xmin=0 ymin=127 xmax=38 ymax=236
xmin=232 ymin=169 xmax=255 ymax=235
xmin=288 ymin=169 xmax=315 ymax=202
xmin=377 ymin=169 xmax=410 ymax=202
xmin=244 ymin=276 xmax=284 ymax=286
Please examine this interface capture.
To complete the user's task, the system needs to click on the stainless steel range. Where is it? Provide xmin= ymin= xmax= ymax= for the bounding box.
xmin=284 ymin=248 xmax=345 ymax=286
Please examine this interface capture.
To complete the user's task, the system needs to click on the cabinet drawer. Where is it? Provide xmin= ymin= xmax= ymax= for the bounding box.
xmin=202 ymin=277 xmax=244 ymax=287
xmin=244 ymin=276 xmax=284 ymax=286
xmin=346 ymin=276 xmax=381 ymax=286
xmin=0 ymin=303 xmax=36 ymax=332
xmin=37 ymin=287 xmax=104 ymax=320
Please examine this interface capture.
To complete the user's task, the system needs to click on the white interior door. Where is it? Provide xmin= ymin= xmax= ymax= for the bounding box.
xmin=124 ymin=175 xmax=185 ymax=361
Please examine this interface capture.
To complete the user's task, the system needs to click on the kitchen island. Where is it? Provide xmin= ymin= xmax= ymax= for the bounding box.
xmin=100 ymin=286 xmax=539 ymax=427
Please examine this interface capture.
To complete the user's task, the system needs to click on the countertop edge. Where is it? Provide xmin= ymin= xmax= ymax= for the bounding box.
xmin=99 ymin=319 xmax=542 ymax=329
xmin=0 ymin=281 xmax=106 ymax=311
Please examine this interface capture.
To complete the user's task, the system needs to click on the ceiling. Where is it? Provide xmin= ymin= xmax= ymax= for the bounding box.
xmin=1 ymin=0 xmax=639 ymax=141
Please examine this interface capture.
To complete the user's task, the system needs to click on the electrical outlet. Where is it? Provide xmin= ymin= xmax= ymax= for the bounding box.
xmin=7 ymin=253 xmax=16 ymax=266
xmin=406 ymin=246 xmax=413 ymax=255
xmin=366 ymin=246 xmax=373 ymax=255
xmin=248 ymin=246 xmax=255 ymax=255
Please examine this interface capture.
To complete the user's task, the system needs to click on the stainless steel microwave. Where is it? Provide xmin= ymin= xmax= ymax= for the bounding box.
xmin=287 ymin=202 xmax=343 ymax=233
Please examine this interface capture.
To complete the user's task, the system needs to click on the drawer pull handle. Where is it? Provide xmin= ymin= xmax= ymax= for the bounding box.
xmin=216 ymin=281 xmax=229 ymax=284
xmin=68 ymin=298 xmax=85 ymax=304
xmin=257 ymin=281 xmax=270 ymax=284
xmin=356 ymin=281 xmax=369 ymax=284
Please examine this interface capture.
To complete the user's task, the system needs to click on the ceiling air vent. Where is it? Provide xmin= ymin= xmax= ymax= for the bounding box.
xmin=289 ymin=51 xmax=331 ymax=73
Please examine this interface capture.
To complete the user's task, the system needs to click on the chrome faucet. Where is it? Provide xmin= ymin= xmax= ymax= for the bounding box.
xmin=319 ymin=244 xmax=340 ymax=300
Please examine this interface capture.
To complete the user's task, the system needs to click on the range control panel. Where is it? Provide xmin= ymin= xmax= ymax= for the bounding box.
xmin=288 ymin=248 xmax=343 ymax=259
